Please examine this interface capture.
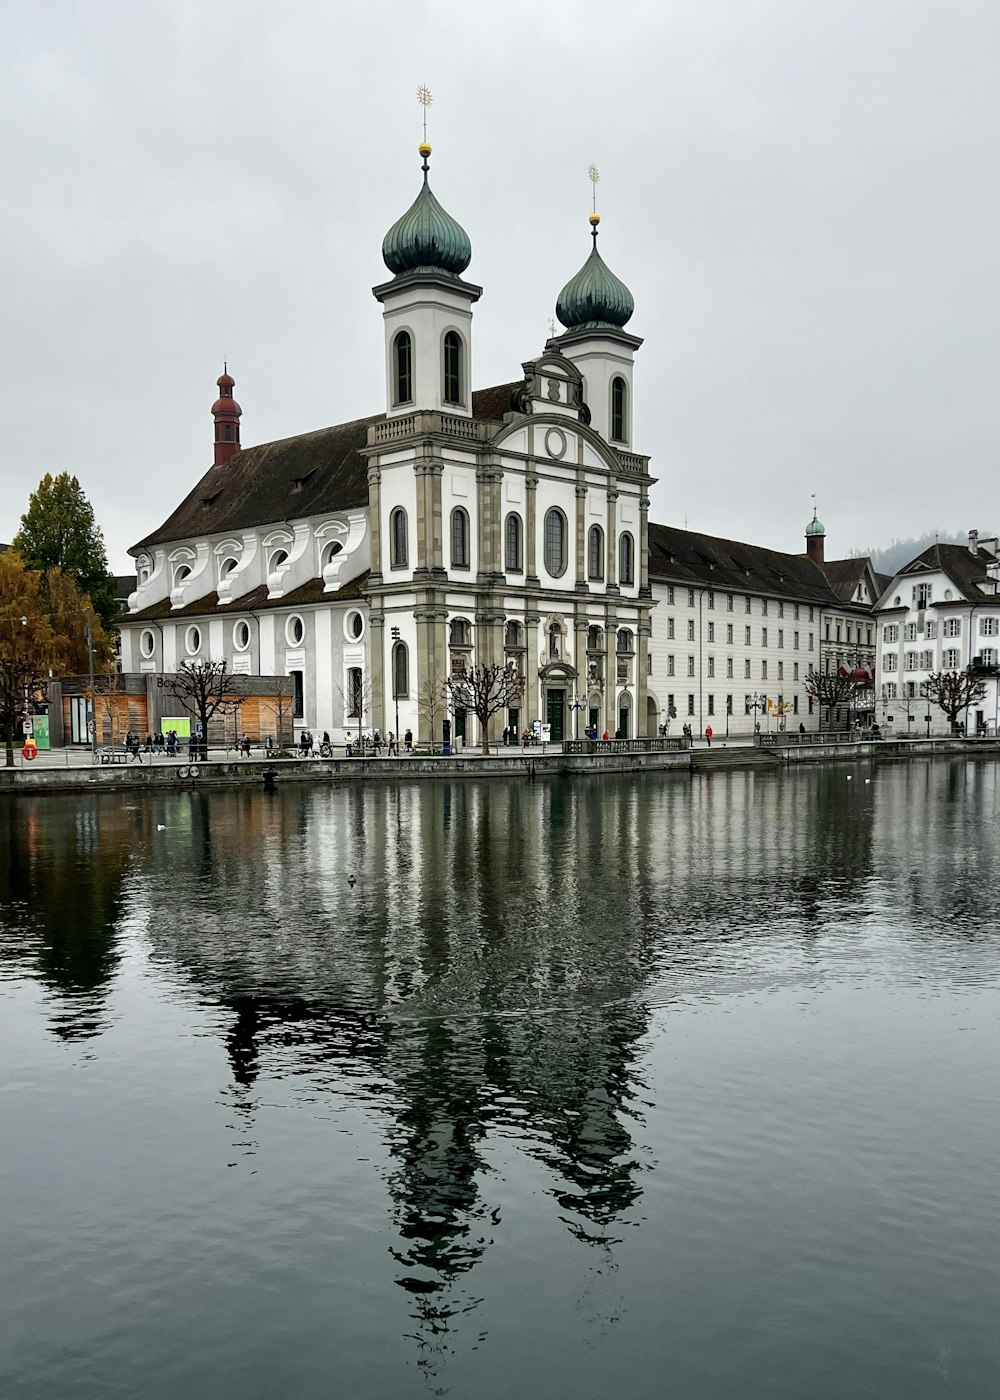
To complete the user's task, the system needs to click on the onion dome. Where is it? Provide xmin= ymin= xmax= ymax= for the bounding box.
xmin=805 ymin=510 xmax=825 ymax=537
xmin=556 ymin=214 xmax=634 ymax=332
xmin=211 ymin=366 xmax=242 ymax=418
xmin=382 ymin=144 xmax=472 ymax=278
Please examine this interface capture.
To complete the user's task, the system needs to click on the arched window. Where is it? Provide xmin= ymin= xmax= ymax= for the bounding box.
xmin=224 ymin=424 xmax=233 ymax=442
xmin=390 ymin=507 xmax=408 ymax=568
xmin=324 ymin=541 xmax=343 ymax=566
xmin=220 ymin=557 xmax=238 ymax=581
xmin=443 ymin=331 xmax=463 ymax=405
xmin=619 ymin=531 xmax=635 ymax=585
xmin=544 ymin=508 xmax=567 ymax=577
xmin=505 ymin=620 xmax=521 ymax=648
xmin=269 ymin=549 xmax=288 ymax=573
xmin=393 ymin=330 xmax=413 ymax=405
xmin=451 ymin=507 xmax=470 ymax=568
xmin=173 ymin=563 xmax=191 ymax=586
xmin=450 ymin=618 xmax=469 ymax=646
xmin=392 ymin=641 xmax=409 ymax=698
xmin=617 ymin=628 xmax=632 ymax=653
xmin=588 ymin=525 xmax=604 ymax=581
xmin=611 ymin=376 xmax=627 ymax=442
xmin=587 ymin=625 xmax=602 ymax=651
xmin=505 ymin=513 xmax=522 ymax=572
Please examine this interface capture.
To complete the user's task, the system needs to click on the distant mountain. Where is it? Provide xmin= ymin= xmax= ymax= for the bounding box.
xmin=850 ymin=530 xmax=994 ymax=577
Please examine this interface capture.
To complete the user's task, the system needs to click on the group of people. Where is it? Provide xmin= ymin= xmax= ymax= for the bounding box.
xmin=342 ymin=729 xmax=414 ymax=757
xmin=123 ymin=731 xmax=182 ymax=761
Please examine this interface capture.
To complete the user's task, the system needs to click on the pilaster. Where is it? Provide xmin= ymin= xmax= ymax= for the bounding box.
xmin=639 ymin=492 xmax=651 ymax=597
xmin=606 ymin=488 xmax=619 ymax=594
xmin=524 ymin=609 xmax=541 ymax=727
xmin=368 ymin=466 xmax=383 ymax=586
xmin=525 ymin=475 xmax=540 ymax=587
xmin=637 ymin=614 xmax=652 ymax=737
xmin=574 ymin=483 xmax=588 ymax=589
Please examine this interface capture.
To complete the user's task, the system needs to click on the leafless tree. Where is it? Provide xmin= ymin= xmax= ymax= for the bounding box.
xmin=923 ymin=668 xmax=987 ymax=734
xmin=335 ymin=669 xmax=374 ymax=749
xmin=416 ymin=674 xmax=448 ymax=746
xmin=804 ymin=667 xmax=863 ymax=731
xmin=444 ymin=661 xmax=525 ymax=755
xmin=163 ymin=660 xmax=248 ymax=760
xmin=94 ymin=666 xmax=127 ymax=747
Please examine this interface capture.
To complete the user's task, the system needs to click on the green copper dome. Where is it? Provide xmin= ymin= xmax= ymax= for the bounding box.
xmin=556 ymin=222 xmax=634 ymax=331
xmin=382 ymin=148 xmax=471 ymax=278
xmin=805 ymin=513 xmax=825 ymax=537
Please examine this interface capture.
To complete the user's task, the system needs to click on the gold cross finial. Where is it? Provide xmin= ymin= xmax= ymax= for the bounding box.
xmin=417 ymin=84 xmax=432 ymax=140
xmin=588 ymin=164 xmax=600 ymax=233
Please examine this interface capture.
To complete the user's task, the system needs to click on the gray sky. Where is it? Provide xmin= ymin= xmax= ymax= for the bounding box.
xmin=2 ymin=0 xmax=997 ymax=571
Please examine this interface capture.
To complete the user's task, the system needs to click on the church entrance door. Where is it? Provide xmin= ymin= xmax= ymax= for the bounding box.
xmin=546 ymin=689 xmax=565 ymax=743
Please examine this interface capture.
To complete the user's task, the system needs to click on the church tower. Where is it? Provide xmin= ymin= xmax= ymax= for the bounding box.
xmin=805 ymin=507 xmax=826 ymax=564
xmin=372 ymin=142 xmax=481 ymax=418
xmin=212 ymin=367 xmax=242 ymax=465
xmin=548 ymin=211 xmax=642 ymax=447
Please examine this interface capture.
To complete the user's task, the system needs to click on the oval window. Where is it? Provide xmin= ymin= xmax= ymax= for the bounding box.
xmin=286 ymin=615 xmax=304 ymax=646
xmin=346 ymin=611 xmax=364 ymax=641
xmin=233 ymin=620 xmax=250 ymax=652
xmin=139 ymin=629 xmax=155 ymax=659
xmin=185 ymin=626 xmax=201 ymax=655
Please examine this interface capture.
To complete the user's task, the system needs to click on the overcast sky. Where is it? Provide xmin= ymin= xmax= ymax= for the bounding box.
xmin=2 ymin=0 xmax=997 ymax=571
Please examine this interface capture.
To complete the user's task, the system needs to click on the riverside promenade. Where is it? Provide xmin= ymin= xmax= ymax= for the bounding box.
xmin=1 ymin=734 xmax=999 ymax=794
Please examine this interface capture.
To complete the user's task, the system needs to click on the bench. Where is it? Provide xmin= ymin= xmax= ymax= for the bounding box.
xmin=98 ymin=750 xmax=130 ymax=765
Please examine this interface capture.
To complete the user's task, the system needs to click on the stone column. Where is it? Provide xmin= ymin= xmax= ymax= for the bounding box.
xmin=606 ymin=488 xmax=619 ymax=594
xmin=525 ymin=475 xmax=539 ymax=587
xmin=639 ymin=492 xmax=651 ymax=597
xmin=524 ymin=610 xmax=541 ymax=727
xmin=637 ymin=614 xmax=652 ymax=737
xmin=369 ymin=609 xmax=386 ymax=733
xmin=476 ymin=465 xmax=503 ymax=583
xmin=575 ymin=484 xmax=587 ymax=589
xmin=413 ymin=453 xmax=440 ymax=579
xmin=368 ymin=466 xmax=383 ymax=586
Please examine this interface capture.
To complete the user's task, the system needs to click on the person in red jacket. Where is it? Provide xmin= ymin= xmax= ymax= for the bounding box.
xmin=704 ymin=725 xmax=713 ymax=746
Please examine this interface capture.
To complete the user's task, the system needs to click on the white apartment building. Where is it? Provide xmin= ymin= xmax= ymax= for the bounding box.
xmin=875 ymin=532 xmax=1000 ymax=736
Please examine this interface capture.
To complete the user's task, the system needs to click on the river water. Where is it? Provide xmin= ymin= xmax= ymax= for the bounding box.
xmin=2 ymin=760 xmax=999 ymax=1398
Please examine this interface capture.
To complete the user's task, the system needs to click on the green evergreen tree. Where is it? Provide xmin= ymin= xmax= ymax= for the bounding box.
xmin=12 ymin=473 xmax=118 ymax=631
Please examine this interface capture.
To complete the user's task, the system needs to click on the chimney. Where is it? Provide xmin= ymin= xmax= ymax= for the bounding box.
xmin=968 ymin=528 xmax=979 ymax=555
xmin=211 ymin=365 xmax=242 ymax=466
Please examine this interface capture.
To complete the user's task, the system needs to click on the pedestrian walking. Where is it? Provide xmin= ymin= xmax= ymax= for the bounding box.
xmin=388 ymin=732 xmax=397 ymax=756
xmin=404 ymin=728 xmax=413 ymax=753
xmin=705 ymin=725 xmax=713 ymax=747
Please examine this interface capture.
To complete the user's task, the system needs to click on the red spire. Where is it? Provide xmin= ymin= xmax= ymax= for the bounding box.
xmin=212 ymin=363 xmax=242 ymax=465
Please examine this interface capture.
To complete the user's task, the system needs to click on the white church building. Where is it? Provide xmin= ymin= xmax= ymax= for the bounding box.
xmin=120 ymin=141 xmax=656 ymax=744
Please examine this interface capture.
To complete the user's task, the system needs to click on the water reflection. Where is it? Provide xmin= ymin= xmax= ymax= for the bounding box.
xmin=2 ymin=759 xmax=999 ymax=1380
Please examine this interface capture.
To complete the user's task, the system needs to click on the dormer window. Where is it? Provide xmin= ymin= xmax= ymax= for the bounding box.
xmin=393 ymin=330 xmax=412 ymax=406
xmin=443 ymin=331 xmax=463 ymax=405
xmin=269 ymin=549 xmax=289 ymax=573
xmin=611 ymin=376 xmax=627 ymax=443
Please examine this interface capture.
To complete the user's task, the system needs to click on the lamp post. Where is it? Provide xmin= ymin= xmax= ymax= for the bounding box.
xmin=390 ymin=625 xmax=401 ymax=751
xmin=568 ymin=692 xmax=586 ymax=741
xmin=748 ymin=691 xmax=765 ymax=737
xmin=84 ymin=609 xmax=97 ymax=762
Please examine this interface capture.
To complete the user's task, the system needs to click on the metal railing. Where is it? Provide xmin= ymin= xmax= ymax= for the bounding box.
xmin=563 ymin=737 xmax=686 ymax=755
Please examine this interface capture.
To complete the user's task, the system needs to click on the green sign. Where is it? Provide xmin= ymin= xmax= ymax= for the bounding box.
xmin=32 ymin=715 xmax=50 ymax=750
xmin=161 ymin=716 xmax=191 ymax=739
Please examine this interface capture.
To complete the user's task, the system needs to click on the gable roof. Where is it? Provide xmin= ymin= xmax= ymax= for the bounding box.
xmin=886 ymin=542 xmax=1000 ymax=606
xmin=820 ymin=556 xmax=877 ymax=606
xmin=132 ymin=382 xmax=526 ymax=554
xmin=648 ymin=522 xmax=838 ymax=604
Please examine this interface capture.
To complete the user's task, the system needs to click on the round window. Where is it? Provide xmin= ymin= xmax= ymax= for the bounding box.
xmin=346 ymin=611 xmax=364 ymax=640
xmin=139 ymin=629 xmax=155 ymax=659
xmin=233 ymin=620 xmax=250 ymax=652
xmin=286 ymin=615 xmax=304 ymax=646
xmin=185 ymin=626 xmax=201 ymax=655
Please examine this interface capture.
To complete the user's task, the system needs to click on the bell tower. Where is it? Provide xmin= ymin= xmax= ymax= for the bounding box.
xmin=212 ymin=366 xmax=242 ymax=466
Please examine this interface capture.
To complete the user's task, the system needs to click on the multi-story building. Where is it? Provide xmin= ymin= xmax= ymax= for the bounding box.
xmin=646 ymin=523 xmax=835 ymax=738
xmin=803 ymin=512 xmax=885 ymax=730
xmin=874 ymin=531 xmax=1000 ymax=735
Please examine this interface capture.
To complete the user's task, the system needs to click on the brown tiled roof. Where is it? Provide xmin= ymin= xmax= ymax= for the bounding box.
xmin=133 ymin=383 xmax=527 ymax=553
xmin=820 ymin=556 xmax=874 ymax=606
xmin=649 ymin=522 xmax=838 ymax=604
xmin=896 ymin=542 xmax=1000 ymax=605
xmin=127 ymin=571 xmax=370 ymax=623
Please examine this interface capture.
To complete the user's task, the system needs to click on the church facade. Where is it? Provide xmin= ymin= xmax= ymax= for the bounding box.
xmin=121 ymin=143 xmax=655 ymax=743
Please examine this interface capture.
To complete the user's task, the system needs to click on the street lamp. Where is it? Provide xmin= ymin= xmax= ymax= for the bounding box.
xmin=390 ymin=625 xmax=401 ymax=751
xmin=748 ymin=692 xmax=765 ymax=737
xmin=568 ymin=692 xmax=586 ymax=740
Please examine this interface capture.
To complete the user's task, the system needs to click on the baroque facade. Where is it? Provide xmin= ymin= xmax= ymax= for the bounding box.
xmin=121 ymin=144 xmax=654 ymax=742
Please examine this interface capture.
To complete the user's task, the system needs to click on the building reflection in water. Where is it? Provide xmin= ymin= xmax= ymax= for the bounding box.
xmin=3 ymin=761 xmax=999 ymax=1367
